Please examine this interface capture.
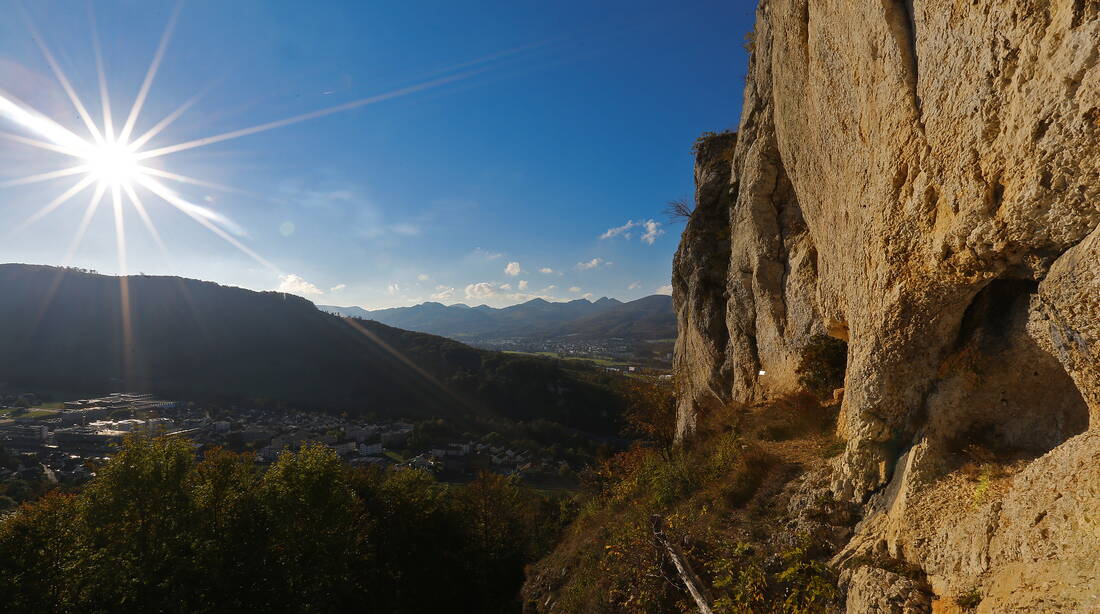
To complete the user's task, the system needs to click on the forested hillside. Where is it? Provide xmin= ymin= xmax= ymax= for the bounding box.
xmin=0 ymin=264 xmax=623 ymax=433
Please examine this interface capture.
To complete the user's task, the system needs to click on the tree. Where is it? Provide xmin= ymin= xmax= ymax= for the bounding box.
xmin=459 ymin=472 xmax=540 ymax=612
xmin=0 ymin=436 xmax=570 ymax=613
xmin=617 ymin=378 xmax=677 ymax=447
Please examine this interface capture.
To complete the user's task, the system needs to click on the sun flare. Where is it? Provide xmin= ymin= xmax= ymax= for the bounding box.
xmin=83 ymin=139 xmax=142 ymax=189
xmin=1 ymin=3 xmax=487 ymax=278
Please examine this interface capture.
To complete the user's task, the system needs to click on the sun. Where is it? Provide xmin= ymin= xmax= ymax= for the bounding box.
xmin=83 ymin=139 xmax=142 ymax=189
xmin=0 ymin=3 xmax=488 ymax=277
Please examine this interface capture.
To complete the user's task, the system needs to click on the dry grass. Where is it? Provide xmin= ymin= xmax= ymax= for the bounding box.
xmin=523 ymin=392 xmax=847 ymax=613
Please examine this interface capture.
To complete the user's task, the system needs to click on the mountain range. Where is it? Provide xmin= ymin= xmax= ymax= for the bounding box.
xmin=320 ymin=294 xmax=675 ymax=342
xmin=0 ymin=264 xmax=623 ymax=433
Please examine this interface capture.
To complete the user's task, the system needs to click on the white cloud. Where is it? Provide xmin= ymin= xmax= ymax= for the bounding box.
xmin=277 ymin=274 xmax=323 ymax=296
xmin=569 ymin=286 xmax=582 ymax=293
xmin=518 ymin=280 xmax=529 ymax=290
xmin=465 ymin=282 xmax=498 ymax=300
xmin=431 ymin=286 xmax=455 ymax=300
xmin=543 ymin=284 xmax=557 ymax=291
xmin=386 ymin=283 xmax=401 ymax=296
xmin=504 ymin=261 xmax=521 ymax=276
xmin=641 ymin=219 xmax=665 ymax=245
xmin=330 ymin=283 xmax=347 ymax=292
xmin=538 ymin=267 xmax=554 ymax=274
xmin=461 ymin=281 xmax=570 ymax=305
xmin=600 ymin=220 xmax=638 ymax=240
xmin=576 ymin=258 xmax=604 ymax=270
xmin=655 ymin=284 xmax=673 ymax=296
xmin=628 ymin=281 xmax=641 ymax=290
xmin=472 ymin=247 xmax=502 ymax=260
xmin=417 ymin=273 xmax=430 ymax=282
xmin=581 ymin=293 xmax=594 ymax=300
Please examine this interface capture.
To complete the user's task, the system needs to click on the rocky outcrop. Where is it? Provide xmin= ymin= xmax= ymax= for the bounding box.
xmin=673 ymin=0 xmax=1100 ymax=611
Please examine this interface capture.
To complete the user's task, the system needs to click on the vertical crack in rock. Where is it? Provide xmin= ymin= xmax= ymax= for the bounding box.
xmin=883 ymin=0 xmax=925 ymax=129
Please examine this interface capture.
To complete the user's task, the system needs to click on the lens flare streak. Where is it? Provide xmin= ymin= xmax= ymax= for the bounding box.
xmin=2 ymin=3 xmax=494 ymax=278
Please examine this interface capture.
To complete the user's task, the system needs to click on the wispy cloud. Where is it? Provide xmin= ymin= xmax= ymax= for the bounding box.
xmin=431 ymin=285 xmax=455 ymax=300
xmin=278 ymin=274 xmax=324 ymax=296
xmin=417 ymin=273 xmax=430 ymax=281
xmin=569 ymin=286 xmax=582 ymax=293
xmin=518 ymin=280 xmax=528 ymax=290
xmin=601 ymin=218 xmax=664 ymax=245
xmin=275 ymin=178 xmax=422 ymax=241
xmin=628 ymin=281 xmax=641 ymax=290
xmin=576 ymin=258 xmax=604 ymax=270
xmin=386 ymin=282 xmax=401 ymax=296
xmin=600 ymin=220 xmax=637 ymax=240
xmin=330 ymin=283 xmax=347 ymax=292
xmin=538 ymin=267 xmax=555 ymax=274
xmin=655 ymin=284 xmax=672 ymax=296
xmin=472 ymin=247 xmax=502 ymax=260
xmin=389 ymin=223 xmax=422 ymax=236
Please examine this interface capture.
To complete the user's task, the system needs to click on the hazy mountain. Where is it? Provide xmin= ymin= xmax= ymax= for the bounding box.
xmin=319 ymin=294 xmax=673 ymax=341
xmin=0 ymin=264 xmax=622 ymax=432
xmin=552 ymin=294 xmax=676 ymax=339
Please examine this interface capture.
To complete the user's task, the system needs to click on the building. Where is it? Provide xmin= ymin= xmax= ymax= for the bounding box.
xmin=53 ymin=427 xmax=122 ymax=452
xmin=0 ymin=424 xmax=48 ymax=449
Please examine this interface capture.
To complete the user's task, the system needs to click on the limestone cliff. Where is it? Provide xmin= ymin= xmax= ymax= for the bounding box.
xmin=673 ymin=1 xmax=1100 ymax=611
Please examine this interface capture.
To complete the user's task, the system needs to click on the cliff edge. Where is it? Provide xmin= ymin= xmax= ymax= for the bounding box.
xmin=673 ymin=1 xmax=1100 ymax=611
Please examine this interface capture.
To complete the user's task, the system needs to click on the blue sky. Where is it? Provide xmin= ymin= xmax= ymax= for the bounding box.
xmin=0 ymin=0 xmax=753 ymax=308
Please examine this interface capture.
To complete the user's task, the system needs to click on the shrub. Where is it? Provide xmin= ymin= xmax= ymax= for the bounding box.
xmin=691 ymin=130 xmax=737 ymax=164
xmin=710 ymin=542 xmax=768 ymax=613
xmin=796 ymin=335 xmax=848 ymax=398
xmin=665 ymin=198 xmax=695 ymax=223
xmin=819 ymin=437 xmax=845 ymax=458
xmin=775 ymin=541 xmax=841 ymax=613
xmin=972 ymin=468 xmax=993 ymax=507
xmin=743 ymin=30 xmax=756 ymax=54
xmin=956 ymin=588 xmax=982 ymax=609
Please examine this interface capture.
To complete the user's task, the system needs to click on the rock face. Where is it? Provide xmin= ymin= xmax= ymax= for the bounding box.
xmin=673 ymin=0 xmax=1100 ymax=610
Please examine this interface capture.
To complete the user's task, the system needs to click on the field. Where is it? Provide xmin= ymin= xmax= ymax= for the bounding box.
xmin=504 ymin=351 xmax=638 ymax=369
xmin=0 ymin=408 xmax=59 ymax=420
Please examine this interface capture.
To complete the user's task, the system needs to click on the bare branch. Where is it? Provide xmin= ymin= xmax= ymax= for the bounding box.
xmin=664 ymin=198 xmax=694 ymax=223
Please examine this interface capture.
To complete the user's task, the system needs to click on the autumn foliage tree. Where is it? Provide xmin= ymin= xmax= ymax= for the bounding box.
xmin=616 ymin=378 xmax=677 ymax=448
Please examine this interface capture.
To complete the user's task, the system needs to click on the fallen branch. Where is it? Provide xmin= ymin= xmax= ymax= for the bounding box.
xmin=652 ymin=515 xmax=714 ymax=614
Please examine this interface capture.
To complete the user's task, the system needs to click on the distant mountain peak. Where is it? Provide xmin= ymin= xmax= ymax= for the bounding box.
xmin=356 ymin=292 xmax=674 ymax=342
